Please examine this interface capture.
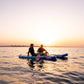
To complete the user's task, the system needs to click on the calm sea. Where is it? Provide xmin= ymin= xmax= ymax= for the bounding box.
xmin=0 ymin=47 xmax=84 ymax=84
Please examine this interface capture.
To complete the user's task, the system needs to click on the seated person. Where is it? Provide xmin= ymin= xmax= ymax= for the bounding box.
xmin=37 ymin=44 xmax=49 ymax=56
xmin=28 ymin=44 xmax=36 ymax=56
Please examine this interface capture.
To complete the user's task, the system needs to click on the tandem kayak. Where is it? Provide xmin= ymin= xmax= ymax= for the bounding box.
xmin=19 ymin=53 xmax=68 ymax=61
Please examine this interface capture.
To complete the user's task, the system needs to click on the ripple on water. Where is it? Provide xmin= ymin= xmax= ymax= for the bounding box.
xmin=0 ymin=80 xmax=9 ymax=84
xmin=63 ymin=71 xmax=84 ymax=84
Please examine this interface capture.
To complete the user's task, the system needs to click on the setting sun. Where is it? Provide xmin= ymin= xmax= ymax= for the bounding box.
xmin=36 ymin=28 xmax=59 ymax=46
xmin=38 ymin=34 xmax=55 ymax=45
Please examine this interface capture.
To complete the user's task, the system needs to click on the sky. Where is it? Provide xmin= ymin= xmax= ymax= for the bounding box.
xmin=0 ymin=0 xmax=84 ymax=46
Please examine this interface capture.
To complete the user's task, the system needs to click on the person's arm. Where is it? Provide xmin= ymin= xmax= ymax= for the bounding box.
xmin=28 ymin=51 xmax=29 ymax=56
xmin=44 ymin=49 xmax=49 ymax=55
xmin=27 ymin=48 xmax=30 ymax=56
xmin=37 ymin=48 xmax=40 ymax=53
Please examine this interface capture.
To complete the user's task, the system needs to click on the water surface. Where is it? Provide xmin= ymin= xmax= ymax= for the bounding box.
xmin=0 ymin=47 xmax=84 ymax=84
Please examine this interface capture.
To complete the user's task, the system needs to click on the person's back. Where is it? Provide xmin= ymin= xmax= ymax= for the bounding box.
xmin=37 ymin=47 xmax=45 ymax=53
xmin=37 ymin=45 xmax=48 ymax=55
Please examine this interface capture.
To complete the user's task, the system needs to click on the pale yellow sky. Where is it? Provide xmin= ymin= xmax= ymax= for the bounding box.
xmin=0 ymin=0 xmax=84 ymax=46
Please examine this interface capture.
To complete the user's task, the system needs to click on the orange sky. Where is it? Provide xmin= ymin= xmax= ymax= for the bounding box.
xmin=0 ymin=0 xmax=84 ymax=47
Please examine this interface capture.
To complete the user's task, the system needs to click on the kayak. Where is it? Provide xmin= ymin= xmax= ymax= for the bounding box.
xmin=19 ymin=53 xmax=68 ymax=61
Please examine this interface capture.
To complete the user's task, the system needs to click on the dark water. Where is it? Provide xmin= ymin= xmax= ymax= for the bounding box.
xmin=0 ymin=47 xmax=84 ymax=84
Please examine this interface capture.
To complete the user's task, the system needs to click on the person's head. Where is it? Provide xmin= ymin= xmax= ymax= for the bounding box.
xmin=41 ymin=44 xmax=43 ymax=48
xmin=30 ymin=44 xmax=34 ymax=47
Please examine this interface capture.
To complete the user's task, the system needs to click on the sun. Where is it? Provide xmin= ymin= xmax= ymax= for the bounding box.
xmin=39 ymin=37 xmax=54 ymax=45
xmin=37 ymin=32 xmax=58 ymax=46
xmin=36 ymin=26 xmax=61 ymax=46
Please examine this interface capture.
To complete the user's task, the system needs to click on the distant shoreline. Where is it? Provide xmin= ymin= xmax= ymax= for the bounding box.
xmin=0 ymin=45 xmax=29 ymax=47
xmin=0 ymin=45 xmax=84 ymax=47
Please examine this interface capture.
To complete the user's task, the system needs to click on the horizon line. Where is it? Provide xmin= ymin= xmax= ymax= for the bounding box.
xmin=0 ymin=45 xmax=84 ymax=47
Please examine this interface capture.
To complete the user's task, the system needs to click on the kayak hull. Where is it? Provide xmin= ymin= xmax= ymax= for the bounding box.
xmin=19 ymin=53 xmax=68 ymax=61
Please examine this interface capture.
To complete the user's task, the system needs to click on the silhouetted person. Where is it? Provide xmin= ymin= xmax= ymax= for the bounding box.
xmin=28 ymin=44 xmax=36 ymax=56
xmin=37 ymin=44 xmax=49 ymax=55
